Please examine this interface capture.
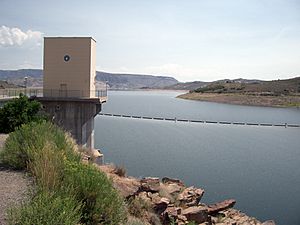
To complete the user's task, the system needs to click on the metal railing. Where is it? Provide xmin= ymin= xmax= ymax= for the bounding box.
xmin=0 ymin=88 xmax=107 ymax=99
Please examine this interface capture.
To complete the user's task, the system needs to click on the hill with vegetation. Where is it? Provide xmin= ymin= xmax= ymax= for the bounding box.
xmin=0 ymin=80 xmax=20 ymax=89
xmin=163 ymin=78 xmax=263 ymax=91
xmin=0 ymin=69 xmax=178 ymax=89
xmin=192 ymin=77 xmax=300 ymax=95
xmin=178 ymin=77 xmax=300 ymax=107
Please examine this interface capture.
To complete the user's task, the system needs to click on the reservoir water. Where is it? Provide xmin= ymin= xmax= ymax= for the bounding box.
xmin=95 ymin=91 xmax=300 ymax=225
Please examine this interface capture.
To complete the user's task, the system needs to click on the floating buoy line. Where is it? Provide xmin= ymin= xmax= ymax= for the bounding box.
xmin=98 ymin=113 xmax=300 ymax=128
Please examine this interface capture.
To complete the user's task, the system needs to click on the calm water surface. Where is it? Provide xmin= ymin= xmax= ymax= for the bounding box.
xmin=95 ymin=91 xmax=300 ymax=225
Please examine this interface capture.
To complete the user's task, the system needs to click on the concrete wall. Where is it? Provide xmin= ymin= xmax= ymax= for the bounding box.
xmin=43 ymin=37 xmax=96 ymax=98
xmin=39 ymin=98 xmax=102 ymax=148
xmin=90 ymin=39 xmax=96 ymax=97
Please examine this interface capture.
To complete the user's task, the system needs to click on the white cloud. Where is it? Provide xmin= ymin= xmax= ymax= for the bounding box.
xmin=0 ymin=25 xmax=43 ymax=47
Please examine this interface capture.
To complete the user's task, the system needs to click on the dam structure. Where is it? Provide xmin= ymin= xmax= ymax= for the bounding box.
xmin=36 ymin=37 xmax=107 ymax=149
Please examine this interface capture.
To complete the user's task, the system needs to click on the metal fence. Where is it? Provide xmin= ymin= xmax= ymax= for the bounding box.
xmin=0 ymin=88 xmax=107 ymax=99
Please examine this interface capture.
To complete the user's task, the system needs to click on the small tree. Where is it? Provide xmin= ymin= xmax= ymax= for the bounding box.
xmin=0 ymin=94 xmax=43 ymax=133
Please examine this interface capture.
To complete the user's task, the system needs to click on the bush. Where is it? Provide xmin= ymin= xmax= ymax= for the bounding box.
xmin=0 ymin=94 xmax=44 ymax=133
xmin=127 ymin=196 xmax=152 ymax=219
xmin=194 ymin=84 xmax=225 ymax=93
xmin=8 ymin=190 xmax=82 ymax=225
xmin=0 ymin=121 xmax=80 ymax=170
xmin=1 ymin=121 xmax=126 ymax=225
xmin=64 ymin=161 xmax=127 ymax=225
xmin=28 ymin=142 xmax=65 ymax=191
xmin=113 ymin=164 xmax=127 ymax=177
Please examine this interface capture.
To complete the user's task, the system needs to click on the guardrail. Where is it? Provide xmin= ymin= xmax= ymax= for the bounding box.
xmin=0 ymin=88 xmax=107 ymax=99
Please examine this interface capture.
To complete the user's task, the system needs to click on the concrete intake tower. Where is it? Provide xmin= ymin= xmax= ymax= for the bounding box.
xmin=38 ymin=37 xmax=107 ymax=149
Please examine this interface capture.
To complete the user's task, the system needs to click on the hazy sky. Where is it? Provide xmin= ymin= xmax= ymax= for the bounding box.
xmin=0 ymin=0 xmax=300 ymax=82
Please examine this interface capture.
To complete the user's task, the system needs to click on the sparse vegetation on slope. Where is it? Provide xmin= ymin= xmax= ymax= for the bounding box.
xmin=179 ymin=77 xmax=300 ymax=107
xmin=0 ymin=121 xmax=126 ymax=225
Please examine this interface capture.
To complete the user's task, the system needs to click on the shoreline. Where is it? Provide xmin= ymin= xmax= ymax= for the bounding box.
xmin=97 ymin=163 xmax=275 ymax=225
xmin=177 ymin=92 xmax=300 ymax=108
xmin=0 ymin=133 xmax=275 ymax=224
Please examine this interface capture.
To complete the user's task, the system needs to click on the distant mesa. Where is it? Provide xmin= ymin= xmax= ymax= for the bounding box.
xmin=0 ymin=69 xmax=178 ymax=90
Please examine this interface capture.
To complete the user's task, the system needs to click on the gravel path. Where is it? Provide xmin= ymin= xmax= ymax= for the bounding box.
xmin=0 ymin=169 xmax=31 ymax=225
xmin=0 ymin=134 xmax=32 ymax=225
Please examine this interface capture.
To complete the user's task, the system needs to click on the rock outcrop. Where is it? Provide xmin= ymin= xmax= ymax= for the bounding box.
xmin=97 ymin=164 xmax=275 ymax=225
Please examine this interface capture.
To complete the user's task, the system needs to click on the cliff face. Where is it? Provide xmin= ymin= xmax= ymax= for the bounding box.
xmin=96 ymin=71 xmax=178 ymax=89
xmin=0 ymin=69 xmax=178 ymax=89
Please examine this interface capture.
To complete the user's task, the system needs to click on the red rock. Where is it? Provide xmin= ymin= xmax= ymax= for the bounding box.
xmin=177 ymin=214 xmax=188 ymax=223
xmin=207 ymin=199 xmax=236 ymax=214
xmin=262 ymin=220 xmax=276 ymax=225
xmin=140 ymin=177 xmax=160 ymax=192
xmin=111 ymin=176 xmax=140 ymax=198
xmin=178 ymin=186 xmax=205 ymax=206
xmin=161 ymin=206 xmax=181 ymax=225
xmin=162 ymin=177 xmax=185 ymax=186
xmin=182 ymin=206 xmax=209 ymax=224
xmin=163 ymin=183 xmax=183 ymax=195
xmin=152 ymin=196 xmax=170 ymax=214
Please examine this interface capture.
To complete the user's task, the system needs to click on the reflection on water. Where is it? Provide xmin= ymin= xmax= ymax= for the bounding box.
xmin=95 ymin=91 xmax=300 ymax=225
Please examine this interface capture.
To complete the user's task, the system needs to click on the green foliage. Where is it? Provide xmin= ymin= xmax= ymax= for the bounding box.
xmin=194 ymin=84 xmax=225 ymax=93
xmin=1 ymin=121 xmax=126 ymax=225
xmin=63 ymin=161 xmax=127 ymax=225
xmin=8 ymin=190 xmax=82 ymax=225
xmin=0 ymin=94 xmax=44 ymax=133
xmin=127 ymin=196 xmax=152 ymax=219
xmin=0 ymin=121 xmax=80 ymax=170
xmin=187 ymin=222 xmax=197 ymax=225
xmin=28 ymin=142 xmax=65 ymax=191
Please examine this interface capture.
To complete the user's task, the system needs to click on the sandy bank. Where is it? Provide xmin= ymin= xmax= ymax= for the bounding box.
xmin=178 ymin=92 xmax=300 ymax=108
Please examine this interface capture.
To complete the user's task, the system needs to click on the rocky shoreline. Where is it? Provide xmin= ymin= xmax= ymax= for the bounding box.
xmin=0 ymin=133 xmax=276 ymax=225
xmin=97 ymin=164 xmax=275 ymax=225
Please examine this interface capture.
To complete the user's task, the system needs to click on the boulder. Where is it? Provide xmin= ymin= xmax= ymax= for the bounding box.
xmin=162 ymin=177 xmax=185 ymax=186
xmin=163 ymin=183 xmax=183 ymax=195
xmin=182 ymin=206 xmax=209 ymax=224
xmin=151 ymin=194 xmax=170 ymax=214
xmin=161 ymin=206 xmax=182 ymax=224
xmin=207 ymin=199 xmax=236 ymax=214
xmin=140 ymin=177 xmax=160 ymax=192
xmin=262 ymin=220 xmax=276 ymax=225
xmin=177 ymin=214 xmax=188 ymax=224
xmin=178 ymin=186 xmax=205 ymax=206
xmin=111 ymin=176 xmax=140 ymax=198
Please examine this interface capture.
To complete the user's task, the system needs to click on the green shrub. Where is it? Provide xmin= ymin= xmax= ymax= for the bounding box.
xmin=0 ymin=121 xmax=80 ymax=170
xmin=194 ymin=84 xmax=225 ymax=93
xmin=2 ymin=121 xmax=126 ymax=225
xmin=0 ymin=94 xmax=44 ymax=133
xmin=28 ymin=142 xmax=65 ymax=191
xmin=64 ymin=161 xmax=127 ymax=225
xmin=127 ymin=196 xmax=152 ymax=219
xmin=8 ymin=190 xmax=82 ymax=225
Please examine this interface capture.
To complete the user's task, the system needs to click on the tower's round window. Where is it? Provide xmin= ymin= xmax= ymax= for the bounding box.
xmin=64 ymin=55 xmax=70 ymax=62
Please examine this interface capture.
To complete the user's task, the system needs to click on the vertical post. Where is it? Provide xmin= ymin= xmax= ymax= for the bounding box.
xmin=105 ymin=81 xmax=108 ymax=97
xmin=24 ymin=76 xmax=28 ymax=97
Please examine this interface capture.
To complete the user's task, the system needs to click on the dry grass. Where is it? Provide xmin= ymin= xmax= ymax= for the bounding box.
xmin=113 ymin=164 xmax=127 ymax=177
xmin=28 ymin=142 xmax=64 ymax=191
